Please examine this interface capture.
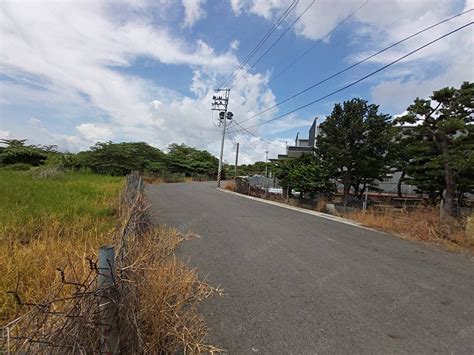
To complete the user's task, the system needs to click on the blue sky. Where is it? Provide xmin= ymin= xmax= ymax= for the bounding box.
xmin=0 ymin=0 xmax=473 ymax=163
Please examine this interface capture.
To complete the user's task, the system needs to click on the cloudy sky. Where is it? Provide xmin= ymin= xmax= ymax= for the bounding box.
xmin=0 ymin=0 xmax=473 ymax=163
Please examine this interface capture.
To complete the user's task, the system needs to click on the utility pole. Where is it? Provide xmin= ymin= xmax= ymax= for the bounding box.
xmin=212 ymin=89 xmax=231 ymax=188
xmin=265 ymin=150 xmax=268 ymax=177
xmin=234 ymin=142 xmax=239 ymax=180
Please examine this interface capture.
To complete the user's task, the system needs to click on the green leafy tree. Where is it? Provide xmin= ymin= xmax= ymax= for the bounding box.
xmin=396 ymin=82 xmax=474 ymax=217
xmin=274 ymin=158 xmax=298 ymax=197
xmin=287 ymin=155 xmax=335 ymax=202
xmin=0 ymin=139 xmax=48 ymax=167
xmin=79 ymin=141 xmax=166 ymax=175
xmin=166 ymin=144 xmax=218 ymax=178
xmin=316 ymin=98 xmax=394 ymax=205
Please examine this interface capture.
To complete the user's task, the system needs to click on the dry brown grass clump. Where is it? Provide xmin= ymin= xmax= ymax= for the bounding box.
xmin=120 ymin=226 xmax=223 ymax=353
xmin=223 ymin=181 xmax=237 ymax=191
xmin=348 ymin=207 xmax=473 ymax=253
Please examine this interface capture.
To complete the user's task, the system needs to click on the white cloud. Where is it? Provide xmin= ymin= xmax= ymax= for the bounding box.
xmin=230 ymin=40 xmax=240 ymax=51
xmin=28 ymin=117 xmax=42 ymax=128
xmin=76 ymin=123 xmax=114 ymax=142
xmin=144 ymin=65 xmax=279 ymax=162
xmin=182 ymin=0 xmax=207 ymax=28
xmin=0 ymin=0 xmax=237 ymax=128
xmin=230 ymin=0 xmax=245 ymax=15
xmin=1 ymin=0 xmax=275 ymax=160
xmin=235 ymin=0 xmax=473 ymax=114
xmin=0 ymin=130 xmax=11 ymax=140
xmin=369 ymin=1 xmax=474 ymax=112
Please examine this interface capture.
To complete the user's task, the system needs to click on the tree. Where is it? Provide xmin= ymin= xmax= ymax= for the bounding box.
xmin=79 ymin=141 xmax=166 ymax=175
xmin=316 ymin=98 xmax=394 ymax=205
xmin=0 ymin=139 xmax=48 ymax=167
xmin=274 ymin=158 xmax=298 ymax=198
xmin=166 ymin=144 xmax=219 ymax=178
xmin=287 ymin=155 xmax=335 ymax=202
xmin=396 ymin=82 xmax=474 ymax=217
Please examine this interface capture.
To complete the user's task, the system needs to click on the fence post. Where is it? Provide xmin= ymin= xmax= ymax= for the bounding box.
xmin=98 ymin=245 xmax=119 ymax=354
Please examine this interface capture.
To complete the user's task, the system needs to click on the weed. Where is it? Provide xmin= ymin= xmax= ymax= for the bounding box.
xmin=223 ymin=181 xmax=237 ymax=191
xmin=347 ymin=207 xmax=473 ymax=253
xmin=122 ymin=226 xmax=223 ymax=353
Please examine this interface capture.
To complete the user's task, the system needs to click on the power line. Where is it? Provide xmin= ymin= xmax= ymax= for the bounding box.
xmin=231 ymin=119 xmax=284 ymax=148
xmin=231 ymin=8 xmax=473 ymax=129
xmin=219 ymin=0 xmax=299 ymax=88
xmin=235 ymin=21 xmax=473 ymax=131
xmin=268 ymin=0 xmax=369 ymax=85
xmin=231 ymin=0 xmax=316 ymax=88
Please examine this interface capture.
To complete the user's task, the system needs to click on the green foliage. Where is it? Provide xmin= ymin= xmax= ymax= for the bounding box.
xmin=1 ymin=139 xmax=221 ymax=179
xmin=287 ymin=155 xmax=335 ymax=199
xmin=274 ymin=156 xmax=334 ymax=199
xmin=316 ymin=98 xmax=394 ymax=202
xmin=0 ymin=139 xmax=48 ymax=167
xmin=396 ymin=82 xmax=473 ymax=212
xmin=166 ymin=143 xmax=218 ymax=177
xmin=77 ymin=141 xmax=166 ymax=176
xmin=232 ymin=161 xmax=270 ymax=177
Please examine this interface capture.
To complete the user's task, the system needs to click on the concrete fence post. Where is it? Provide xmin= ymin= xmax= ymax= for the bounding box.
xmin=98 ymin=245 xmax=119 ymax=354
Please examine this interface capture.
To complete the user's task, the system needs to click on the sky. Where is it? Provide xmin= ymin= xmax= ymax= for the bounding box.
xmin=0 ymin=0 xmax=473 ymax=164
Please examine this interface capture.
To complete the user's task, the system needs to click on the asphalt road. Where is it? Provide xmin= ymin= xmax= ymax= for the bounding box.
xmin=147 ymin=182 xmax=474 ymax=354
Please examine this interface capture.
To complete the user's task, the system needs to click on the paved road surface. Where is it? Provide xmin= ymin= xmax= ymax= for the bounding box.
xmin=147 ymin=182 xmax=474 ymax=354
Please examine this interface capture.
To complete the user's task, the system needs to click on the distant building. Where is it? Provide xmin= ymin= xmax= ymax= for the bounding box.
xmin=272 ymin=118 xmax=318 ymax=161
xmin=270 ymin=117 xmax=417 ymax=195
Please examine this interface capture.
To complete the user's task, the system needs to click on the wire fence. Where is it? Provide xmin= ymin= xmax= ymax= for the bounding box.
xmin=1 ymin=171 xmax=149 ymax=354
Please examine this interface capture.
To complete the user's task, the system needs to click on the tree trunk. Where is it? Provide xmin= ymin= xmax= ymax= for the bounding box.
xmin=397 ymin=171 xmax=405 ymax=198
xmin=438 ymin=137 xmax=456 ymax=217
xmin=342 ymin=171 xmax=351 ymax=206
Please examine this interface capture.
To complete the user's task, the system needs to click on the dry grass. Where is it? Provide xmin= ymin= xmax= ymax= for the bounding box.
xmin=0 ymin=170 xmax=123 ymax=323
xmin=121 ymin=226 xmax=223 ymax=353
xmin=223 ymin=181 xmax=237 ymax=191
xmin=1 ymin=170 xmax=222 ymax=353
xmin=347 ymin=207 xmax=473 ymax=253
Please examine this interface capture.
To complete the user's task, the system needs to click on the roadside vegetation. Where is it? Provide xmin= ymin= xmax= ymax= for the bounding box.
xmin=0 ymin=133 xmax=223 ymax=351
xmin=0 ymin=169 xmax=123 ymax=322
xmin=0 ymin=139 xmax=220 ymax=181
xmin=347 ymin=208 xmax=473 ymax=253
xmin=0 ymin=168 xmax=221 ymax=352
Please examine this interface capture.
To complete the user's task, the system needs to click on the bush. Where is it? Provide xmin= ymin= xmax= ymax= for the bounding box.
xmin=2 ymin=163 xmax=33 ymax=171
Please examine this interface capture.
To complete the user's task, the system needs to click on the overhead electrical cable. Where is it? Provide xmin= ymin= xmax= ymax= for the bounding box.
xmin=228 ymin=8 xmax=473 ymax=131
xmin=232 ymin=22 xmax=473 ymax=131
xmin=268 ymin=0 xmax=369 ymax=85
xmin=231 ymin=0 xmax=316 ymax=88
xmin=231 ymin=120 xmax=284 ymax=148
xmin=219 ymin=0 xmax=299 ymax=88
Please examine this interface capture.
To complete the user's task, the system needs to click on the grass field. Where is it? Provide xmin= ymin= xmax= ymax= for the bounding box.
xmin=0 ymin=169 xmax=123 ymax=323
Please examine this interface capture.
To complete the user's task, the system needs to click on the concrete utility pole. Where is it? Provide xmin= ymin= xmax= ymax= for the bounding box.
xmin=212 ymin=89 xmax=231 ymax=188
xmin=234 ymin=142 xmax=239 ymax=180
xmin=265 ymin=150 xmax=269 ymax=177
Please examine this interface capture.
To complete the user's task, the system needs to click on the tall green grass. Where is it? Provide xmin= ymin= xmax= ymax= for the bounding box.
xmin=0 ymin=170 xmax=123 ymax=323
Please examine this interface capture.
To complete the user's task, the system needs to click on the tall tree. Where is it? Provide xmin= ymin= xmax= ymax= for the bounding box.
xmin=316 ymin=98 xmax=394 ymax=205
xmin=396 ymin=82 xmax=474 ymax=217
